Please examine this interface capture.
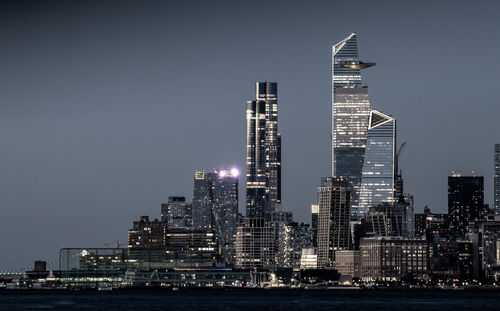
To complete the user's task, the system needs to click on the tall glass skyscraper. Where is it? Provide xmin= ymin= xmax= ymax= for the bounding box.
xmin=357 ymin=110 xmax=396 ymax=217
xmin=191 ymin=168 xmax=239 ymax=264
xmin=495 ymin=144 xmax=500 ymax=214
xmin=332 ymin=33 xmax=375 ymax=216
xmin=246 ymin=82 xmax=281 ymax=219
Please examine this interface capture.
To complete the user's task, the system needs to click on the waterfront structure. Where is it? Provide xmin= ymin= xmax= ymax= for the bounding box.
xmin=357 ymin=110 xmax=396 ymax=217
xmin=317 ymin=177 xmax=351 ymax=268
xmin=161 ymin=196 xmax=192 ymax=228
xmin=334 ymin=250 xmax=360 ymax=278
xmin=235 ymin=218 xmax=275 ymax=270
xmin=448 ymin=174 xmax=484 ymax=234
xmin=495 ymin=144 xmax=500 ymax=214
xmin=277 ymin=222 xmax=313 ymax=269
xmin=331 ymin=33 xmax=375 ymax=216
xmin=246 ymin=82 xmax=281 ymax=219
xmin=360 ymin=236 xmax=428 ymax=281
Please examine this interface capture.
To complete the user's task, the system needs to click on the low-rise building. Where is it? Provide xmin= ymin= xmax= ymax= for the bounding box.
xmin=360 ymin=236 xmax=428 ymax=281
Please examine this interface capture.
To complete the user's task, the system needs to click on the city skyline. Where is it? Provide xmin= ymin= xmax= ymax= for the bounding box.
xmin=2 ymin=0 xmax=500 ymax=271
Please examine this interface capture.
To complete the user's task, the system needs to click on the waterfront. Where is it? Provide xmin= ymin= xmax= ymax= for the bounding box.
xmin=1 ymin=289 xmax=500 ymax=311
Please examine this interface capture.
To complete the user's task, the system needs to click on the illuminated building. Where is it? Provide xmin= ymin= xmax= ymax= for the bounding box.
xmin=334 ymin=250 xmax=360 ymax=278
xmin=277 ymin=222 xmax=312 ymax=268
xmin=357 ymin=110 xmax=396 ymax=217
xmin=360 ymin=236 xmax=428 ymax=281
xmin=192 ymin=168 xmax=239 ymax=264
xmin=495 ymin=144 xmax=500 ymax=214
xmin=211 ymin=168 xmax=239 ymax=264
xmin=192 ymin=170 xmax=213 ymax=230
xmin=448 ymin=174 xmax=484 ymax=234
xmin=331 ymin=33 xmax=374 ymax=216
xmin=235 ymin=218 xmax=275 ymax=270
xmin=311 ymin=204 xmax=319 ymax=248
xmin=161 ymin=197 xmax=192 ymax=228
xmin=246 ymin=82 xmax=281 ymax=219
xmin=299 ymin=248 xmax=318 ymax=270
xmin=317 ymin=177 xmax=351 ymax=268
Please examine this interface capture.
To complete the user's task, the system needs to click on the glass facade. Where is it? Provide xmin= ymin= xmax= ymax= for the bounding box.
xmin=333 ymin=87 xmax=371 ymax=213
xmin=495 ymin=144 xmax=500 ymax=214
xmin=357 ymin=110 xmax=396 ymax=217
xmin=246 ymin=82 xmax=281 ymax=218
xmin=331 ymin=33 xmax=375 ymax=218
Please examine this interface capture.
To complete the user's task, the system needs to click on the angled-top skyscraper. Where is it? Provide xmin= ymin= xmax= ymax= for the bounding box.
xmin=331 ymin=33 xmax=375 ymax=216
xmin=246 ymin=82 xmax=281 ymax=219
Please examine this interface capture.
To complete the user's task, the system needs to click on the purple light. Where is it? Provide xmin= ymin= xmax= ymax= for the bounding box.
xmin=218 ymin=170 xmax=226 ymax=178
xmin=231 ymin=168 xmax=239 ymax=177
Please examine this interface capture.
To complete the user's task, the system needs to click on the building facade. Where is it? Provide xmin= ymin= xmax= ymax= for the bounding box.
xmin=161 ymin=196 xmax=192 ymax=229
xmin=495 ymin=144 xmax=500 ymax=214
xmin=448 ymin=174 xmax=484 ymax=234
xmin=235 ymin=218 xmax=275 ymax=270
xmin=357 ymin=110 xmax=396 ymax=217
xmin=360 ymin=237 xmax=428 ymax=281
xmin=246 ymin=82 xmax=281 ymax=219
xmin=317 ymin=177 xmax=351 ymax=268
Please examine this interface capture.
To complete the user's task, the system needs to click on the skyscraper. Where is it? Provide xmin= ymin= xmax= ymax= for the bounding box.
xmin=495 ymin=144 xmax=500 ymax=214
xmin=331 ymin=33 xmax=375 ymax=215
xmin=246 ymin=82 xmax=281 ymax=219
xmin=191 ymin=168 xmax=239 ymax=263
xmin=357 ymin=110 xmax=396 ymax=217
xmin=448 ymin=173 xmax=484 ymax=234
xmin=211 ymin=169 xmax=239 ymax=264
xmin=161 ymin=196 xmax=192 ymax=228
xmin=317 ymin=177 xmax=351 ymax=268
xmin=192 ymin=170 xmax=213 ymax=230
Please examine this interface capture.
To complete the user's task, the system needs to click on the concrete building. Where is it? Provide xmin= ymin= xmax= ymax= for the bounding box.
xmin=360 ymin=236 xmax=428 ymax=281
xmin=334 ymin=250 xmax=360 ymax=278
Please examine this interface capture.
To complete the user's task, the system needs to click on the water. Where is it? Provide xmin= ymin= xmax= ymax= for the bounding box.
xmin=1 ymin=289 xmax=500 ymax=310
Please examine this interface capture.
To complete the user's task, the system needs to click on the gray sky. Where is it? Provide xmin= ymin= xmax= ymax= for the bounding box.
xmin=1 ymin=0 xmax=499 ymax=271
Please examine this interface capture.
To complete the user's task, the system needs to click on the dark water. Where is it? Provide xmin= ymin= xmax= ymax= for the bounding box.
xmin=1 ymin=289 xmax=500 ymax=311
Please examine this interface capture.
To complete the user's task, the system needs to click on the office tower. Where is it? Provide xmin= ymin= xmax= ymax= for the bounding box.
xmin=161 ymin=197 xmax=192 ymax=228
xmin=364 ymin=204 xmax=403 ymax=237
xmin=192 ymin=170 xmax=213 ymax=230
xmin=317 ymin=177 xmax=351 ymax=268
xmin=495 ymin=144 xmax=500 ymax=214
xmin=277 ymin=222 xmax=312 ymax=268
xmin=311 ymin=204 xmax=319 ymax=248
xmin=331 ymin=33 xmax=375 ymax=216
xmin=448 ymin=173 xmax=484 ymax=234
xmin=191 ymin=169 xmax=239 ymax=263
xmin=164 ymin=229 xmax=218 ymax=269
xmin=357 ymin=110 xmax=396 ymax=217
xmin=235 ymin=218 xmax=275 ymax=270
xmin=211 ymin=168 xmax=239 ymax=264
xmin=246 ymin=82 xmax=281 ymax=219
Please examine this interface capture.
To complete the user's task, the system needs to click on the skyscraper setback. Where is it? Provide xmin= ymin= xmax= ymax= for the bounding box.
xmin=331 ymin=32 xmax=396 ymax=218
xmin=246 ymin=82 xmax=281 ymax=219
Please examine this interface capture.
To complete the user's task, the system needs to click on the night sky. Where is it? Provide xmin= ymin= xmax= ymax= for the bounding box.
xmin=1 ymin=0 xmax=499 ymax=270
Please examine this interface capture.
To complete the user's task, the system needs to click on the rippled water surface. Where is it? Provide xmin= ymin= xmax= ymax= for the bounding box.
xmin=1 ymin=289 xmax=500 ymax=311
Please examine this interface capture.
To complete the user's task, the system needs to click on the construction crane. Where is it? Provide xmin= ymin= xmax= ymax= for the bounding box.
xmin=397 ymin=142 xmax=407 ymax=159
